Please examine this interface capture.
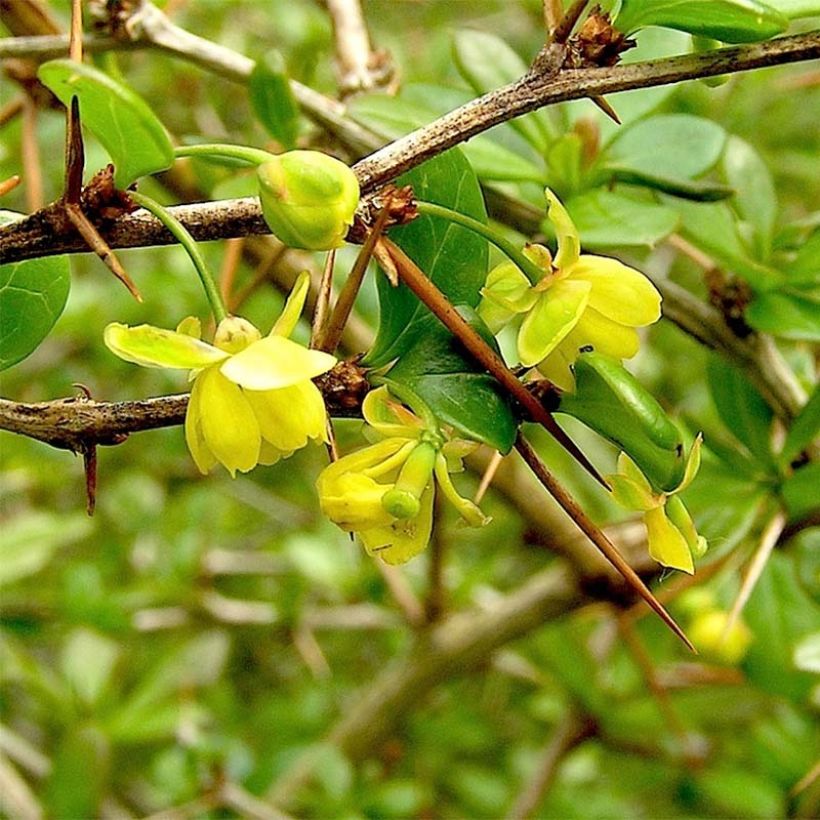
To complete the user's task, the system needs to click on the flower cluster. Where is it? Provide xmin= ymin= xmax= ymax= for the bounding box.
xmin=607 ymin=436 xmax=707 ymax=574
xmin=105 ymin=273 xmax=336 ymax=476
xmin=316 ymin=387 xmax=488 ymax=564
xmin=478 ymin=190 xmax=662 ymax=390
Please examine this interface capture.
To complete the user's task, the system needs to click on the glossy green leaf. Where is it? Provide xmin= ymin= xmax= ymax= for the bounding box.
xmin=249 ymin=51 xmax=300 ymax=149
xmin=38 ymin=59 xmax=174 ymax=187
xmin=745 ymin=288 xmax=820 ymax=340
xmin=603 ymin=167 xmax=734 ymax=201
xmin=560 ymin=190 xmax=679 ymax=249
xmin=452 ymin=29 xmax=554 ymax=151
xmin=707 ymin=357 xmax=774 ymax=463
xmin=616 ymin=0 xmax=789 ymax=43
xmin=743 ymin=552 xmax=820 ymax=701
xmin=722 ymin=136 xmax=778 ymax=257
xmin=781 ymin=384 xmax=820 ymax=464
xmin=0 ymin=247 xmax=70 ymax=371
xmin=559 ymin=353 xmax=686 ymax=492
xmin=348 ymin=92 xmax=545 ymax=183
xmin=386 ymin=311 xmax=517 ymax=453
xmin=602 ymin=114 xmax=728 ymax=181
xmin=782 ymin=461 xmax=820 ymax=520
xmin=366 ymin=149 xmax=488 ymax=366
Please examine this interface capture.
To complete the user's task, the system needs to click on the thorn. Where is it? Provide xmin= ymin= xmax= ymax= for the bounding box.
xmin=72 ymin=382 xmax=93 ymax=399
xmin=65 ymin=203 xmax=143 ymax=300
xmin=591 ymin=95 xmax=621 ymax=124
xmin=0 ymin=175 xmax=21 ymax=197
xmin=81 ymin=443 xmax=97 ymax=516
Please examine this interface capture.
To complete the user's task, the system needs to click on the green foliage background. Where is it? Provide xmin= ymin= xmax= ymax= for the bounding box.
xmin=1 ymin=1 xmax=818 ymax=817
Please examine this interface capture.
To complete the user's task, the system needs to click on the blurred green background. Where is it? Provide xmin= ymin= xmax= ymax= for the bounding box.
xmin=1 ymin=1 xmax=818 ymax=817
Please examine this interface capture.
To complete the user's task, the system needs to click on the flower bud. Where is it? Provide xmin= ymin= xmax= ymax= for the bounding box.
xmin=688 ymin=610 xmax=753 ymax=665
xmin=213 ymin=316 xmax=261 ymax=354
xmin=257 ymin=150 xmax=359 ymax=250
xmin=381 ymin=442 xmax=437 ymax=520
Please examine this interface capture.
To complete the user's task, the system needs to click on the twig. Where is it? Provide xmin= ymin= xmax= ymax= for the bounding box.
xmin=723 ymin=508 xmax=787 ymax=638
xmin=316 ymin=203 xmax=390 ymax=353
xmin=218 ymin=237 xmax=244 ymax=306
xmin=377 ymin=236 xmax=608 ymax=489
xmin=0 ymin=97 xmax=25 ymax=128
xmin=425 ymin=495 xmax=446 ymax=624
xmin=268 ymin=562 xmax=583 ymax=805
xmin=514 ymin=434 xmax=694 ymax=651
xmin=20 ymin=99 xmax=42 ymax=210
xmin=325 ymin=0 xmax=391 ymax=97
xmin=310 ymin=250 xmax=336 ymax=348
xmin=551 ymin=0 xmax=590 ymax=44
xmin=654 ymin=277 xmax=806 ymax=420
xmin=508 ymin=709 xmax=594 ymax=819
xmin=376 ymin=563 xmax=425 ymax=628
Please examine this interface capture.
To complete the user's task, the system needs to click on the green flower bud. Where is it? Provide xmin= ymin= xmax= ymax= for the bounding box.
xmin=257 ymin=150 xmax=360 ymax=250
xmin=381 ymin=442 xmax=437 ymax=520
xmin=688 ymin=610 xmax=753 ymax=665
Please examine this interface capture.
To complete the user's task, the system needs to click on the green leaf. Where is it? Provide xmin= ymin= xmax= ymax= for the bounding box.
xmin=60 ymin=629 xmax=120 ymax=708
xmin=745 ymin=288 xmax=820 ymax=340
xmin=38 ymin=59 xmax=174 ymax=187
xmin=601 ymin=114 xmax=728 ymax=181
xmin=771 ymin=0 xmax=820 ymax=17
xmin=366 ymin=148 xmax=488 ymax=366
xmin=386 ymin=311 xmax=517 ymax=453
xmin=695 ymin=767 xmax=785 ymax=819
xmin=561 ymin=190 xmax=679 ymax=249
xmin=707 ymin=357 xmax=774 ymax=463
xmin=782 ymin=461 xmax=820 ymax=520
xmin=45 ymin=726 xmax=109 ymax=820
xmin=604 ymin=167 xmax=734 ymax=201
xmin=452 ymin=29 xmax=554 ymax=151
xmin=249 ymin=51 xmax=300 ymax=149
xmin=781 ymin=384 xmax=820 ymax=464
xmin=0 ymin=211 xmax=70 ymax=372
xmin=671 ymin=199 xmax=782 ymax=290
xmin=0 ymin=513 xmax=92 ymax=586
xmin=722 ymin=136 xmax=778 ymax=258
xmin=616 ymin=0 xmax=789 ymax=43
xmin=784 ymin=229 xmax=820 ymax=284
xmin=348 ymin=92 xmax=545 ymax=183
xmin=743 ymin=552 xmax=820 ymax=701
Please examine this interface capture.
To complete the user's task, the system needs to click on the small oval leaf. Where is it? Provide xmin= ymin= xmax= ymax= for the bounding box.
xmin=0 ymin=212 xmax=70 ymax=371
xmin=249 ymin=51 xmax=300 ymax=149
xmin=38 ymin=59 xmax=174 ymax=187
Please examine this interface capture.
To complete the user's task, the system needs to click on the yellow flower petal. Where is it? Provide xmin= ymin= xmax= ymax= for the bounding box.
xmin=666 ymin=494 xmax=701 ymax=554
xmin=569 ymin=256 xmax=662 ymax=326
xmin=360 ymin=485 xmax=435 ymax=565
xmin=362 ymin=386 xmax=424 ymax=439
xmin=317 ymin=438 xmax=410 ymax=492
xmin=245 ymin=381 xmax=327 ymax=452
xmin=566 ymin=307 xmax=641 ymax=360
xmin=434 ymin=454 xmax=489 ymax=527
xmin=271 ymin=270 xmax=311 ymax=338
xmin=677 ymin=433 xmax=703 ymax=492
xmin=607 ymin=473 xmax=657 ymax=512
xmin=617 ymin=451 xmax=656 ymax=498
xmin=184 ymin=368 xmax=217 ymax=474
xmin=545 ymin=189 xmax=580 ymax=270
xmin=319 ymin=471 xmax=395 ymax=530
xmin=517 ymin=279 xmax=590 ymax=367
xmin=104 ymin=323 xmax=228 ymax=369
xmin=220 ymin=336 xmax=336 ymax=390
xmin=196 ymin=367 xmax=261 ymax=477
xmin=644 ymin=506 xmax=694 ymax=574
xmin=536 ymin=340 xmax=576 ymax=391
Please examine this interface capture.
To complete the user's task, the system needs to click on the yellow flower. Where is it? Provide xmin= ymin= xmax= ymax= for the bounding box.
xmin=478 ymin=190 xmax=662 ymax=390
xmin=316 ymin=387 xmax=488 ymax=565
xmin=606 ymin=436 xmax=707 ymax=574
xmin=104 ymin=272 xmax=336 ymax=476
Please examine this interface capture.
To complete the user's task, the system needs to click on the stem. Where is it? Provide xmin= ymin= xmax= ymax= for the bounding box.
xmin=417 ymin=201 xmax=546 ymax=285
xmin=374 ymin=376 xmax=441 ymax=436
xmin=174 ymin=143 xmax=275 ymax=166
xmin=128 ymin=190 xmax=228 ymax=323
